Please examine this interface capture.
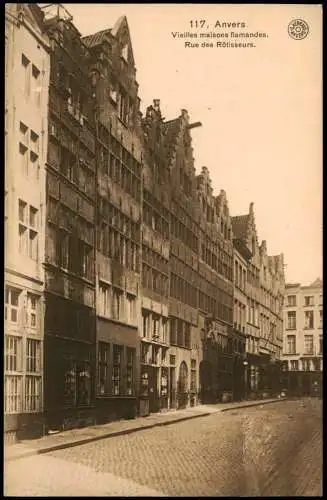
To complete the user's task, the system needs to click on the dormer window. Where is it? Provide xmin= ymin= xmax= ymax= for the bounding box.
xmin=121 ymin=44 xmax=128 ymax=62
xmin=109 ymin=85 xmax=118 ymax=104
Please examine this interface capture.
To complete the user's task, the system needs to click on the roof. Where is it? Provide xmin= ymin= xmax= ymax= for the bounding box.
xmin=310 ymin=277 xmax=323 ymax=288
xmin=231 ymin=215 xmax=249 ymax=241
xmin=82 ymin=28 xmax=112 ymax=48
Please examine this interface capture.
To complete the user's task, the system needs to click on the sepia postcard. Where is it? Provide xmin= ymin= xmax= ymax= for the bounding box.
xmin=4 ymin=3 xmax=322 ymax=497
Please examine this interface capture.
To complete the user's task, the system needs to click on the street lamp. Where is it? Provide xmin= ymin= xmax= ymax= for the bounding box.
xmin=243 ymin=360 xmax=248 ymax=400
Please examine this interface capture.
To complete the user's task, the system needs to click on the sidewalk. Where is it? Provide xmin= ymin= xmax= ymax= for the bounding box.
xmin=4 ymin=397 xmax=284 ymax=462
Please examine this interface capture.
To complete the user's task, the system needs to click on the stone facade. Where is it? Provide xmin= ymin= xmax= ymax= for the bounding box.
xmin=5 ymin=5 xmax=287 ymax=436
xmin=282 ymin=278 xmax=323 ymax=396
xmin=232 ymin=204 xmax=285 ymax=398
xmin=5 ymin=3 xmax=50 ymax=438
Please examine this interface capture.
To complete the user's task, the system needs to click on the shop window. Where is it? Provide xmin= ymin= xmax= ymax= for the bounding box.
xmin=77 ymin=361 xmax=91 ymax=406
xmin=190 ymin=359 xmax=197 ymax=392
xmin=112 ymin=345 xmax=122 ymax=395
xmin=63 ymin=358 xmax=76 ymax=407
xmin=140 ymin=366 xmax=149 ymax=397
xmin=126 ymin=348 xmax=134 ymax=395
xmin=98 ymin=342 xmax=110 ymax=395
xmin=161 ymin=367 xmax=168 ymax=397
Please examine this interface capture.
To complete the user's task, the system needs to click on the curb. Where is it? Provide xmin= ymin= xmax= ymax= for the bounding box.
xmin=220 ymin=398 xmax=285 ymax=412
xmin=5 ymin=398 xmax=284 ymax=461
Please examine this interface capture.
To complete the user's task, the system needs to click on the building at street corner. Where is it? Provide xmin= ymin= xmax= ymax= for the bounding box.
xmin=282 ymin=278 xmax=323 ymax=397
xmin=4 ymin=3 xmax=50 ymax=442
xmin=231 ymin=204 xmax=285 ymax=399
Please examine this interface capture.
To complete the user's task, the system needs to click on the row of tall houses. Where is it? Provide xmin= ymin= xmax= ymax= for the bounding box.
xmin=282 ymin=278 xmax=323 ymax=396
xmin=4 ymin=4 xmax=285 ymax=440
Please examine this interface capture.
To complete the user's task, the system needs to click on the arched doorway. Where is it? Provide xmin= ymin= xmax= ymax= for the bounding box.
xmin=177 ymin=361 xmax=188 ymax=409
xmin=199 ymin=360 xmax=213 ymax=403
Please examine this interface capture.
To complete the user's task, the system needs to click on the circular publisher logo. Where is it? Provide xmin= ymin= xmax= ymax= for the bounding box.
xmin=288 ymin=19 xmax=309 ymax=40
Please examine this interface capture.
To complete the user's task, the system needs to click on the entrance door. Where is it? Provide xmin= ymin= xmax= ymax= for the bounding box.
xmin=200 ymin=361 xmax=212 ymax=403
xmin=148 ymin=366 xmax=159 ymax=413
xmin=169 ymin=367 xmax=176 ymax=409
xmin=177 ymin=361 xmax=189 ymax=409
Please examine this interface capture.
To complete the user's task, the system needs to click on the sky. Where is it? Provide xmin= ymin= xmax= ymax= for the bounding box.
xmin=59 ymin=3 xmax=322 ymax=285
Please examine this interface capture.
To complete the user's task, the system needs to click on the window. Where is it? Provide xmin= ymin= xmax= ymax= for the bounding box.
xmin=21 ymin=53 xmax=30 ymax=97
xmin=304 ymin=296 xmax=314 ymax=307
xmin=302 ymin=359 xmax=311 ymax=371
xmin=126 ymin=348 xmax=134 ymax=395
xmin=304 ymin=335 xmax=314 ymax=355
xmin=63 ymin=358 xmax=76 ymax=407
xmin=5 ymin=190 xmax=8 ymax=235
xmin=286 ymin=335 xmax=296 ymax=355
xmin=5 ymin=336 xmax=22 ymax=372
xmin=152 ymin=345 xmax=159 ymax=365
xmin=121 ymin=44 xmax=128 ymax=61
xmin=26 ymin=339 xmax=41 ymax=372
xmin=118 ymin=87 xmax=129 ymax=124
xmin=290 ymin=360 xmax=299 ymax=371
xmin=319 ymin=310 xmax=323 ymax=328
xmin=30 ymin=130 xmax=39 ymax=153
xmin=5 ymin=286 xmax=21 ymax=323
xmin=26 ymin=293 xmax=38 ymax=328
xmin=161 ymin=366 xmax=168 ymax=396
xmin=99 ymin=282 xmax=111 ymax=317
xmin=19 ymin=199 xmax=27 ymax=224
xmin=190 ymin=359 xmax=196 ymax=392
xmin=112 ymin=345 xmax=122 ymax=395
xmin=141 ymin=342 xmax=150 ymax=364
xmin=5 ymin=375 xmax=22 ymax=414
xmin=25 ymin=376 xmax=41 ymax=412
xmin=304 ymin=310 xmax=314 ymax=329
xmin=77 ymin=361 xmax=91 ymax=406
xmin=32 ymin=64 xmax=40 ymax=80
xmin=153 ymin=316 xmax=160 ymax=339
xmin=20 ymin=121 xmax=28 ymax=142
xmin=126 ymin=294 xmax=136 ymax=324
xmin=319 ymin=336 xmax=323 ymax=355
xmin=112 ymin=288 xmax=122 ymax=320
xmin=19 ymin=124 xmax=39 ymax=178
xmin=142 ymin=312 xmax=149 ymax=338
xmin=162 ymin=319 xmax=168 ymax=344
xmin=98 ymin=342 xmax=110 ymax=395
xmin=287 ymin=311 xmax=296 ymax=330
xmin=287 ymin=295 xmax=296 ymax=307
xmin=18 ymin=200 xmax=38 ymax=259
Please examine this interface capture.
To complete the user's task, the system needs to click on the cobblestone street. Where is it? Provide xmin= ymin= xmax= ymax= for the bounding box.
xmin=4 ymin=399 xmax=322 ymax=497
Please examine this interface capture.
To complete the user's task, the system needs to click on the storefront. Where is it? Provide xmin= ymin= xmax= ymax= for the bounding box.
xmin=96 ymin=319 xmax=139 ymax=423
xmin=139 ymin=342 xmax=170 ymax=415
xmin=44 ymin=336 xmax=95 ymax=431
xmin=44 ymin=293 xmax=96 ymax=431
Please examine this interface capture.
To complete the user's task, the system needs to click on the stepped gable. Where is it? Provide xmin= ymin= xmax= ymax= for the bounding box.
xmin=231 ymin=214 xmax=250 ymax=241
